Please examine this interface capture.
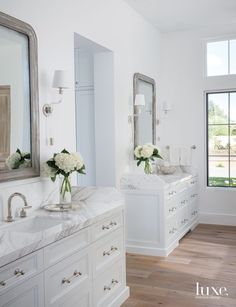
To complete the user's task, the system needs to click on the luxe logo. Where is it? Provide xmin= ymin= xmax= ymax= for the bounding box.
xmin=196 ymin=282 xmax=228 ymax=298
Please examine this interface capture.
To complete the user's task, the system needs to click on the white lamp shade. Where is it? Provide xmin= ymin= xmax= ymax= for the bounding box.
xmin=52 ymin=70 xmax=70 ymax=89
xmin=135 ymin=94 xmax=145 ymax=106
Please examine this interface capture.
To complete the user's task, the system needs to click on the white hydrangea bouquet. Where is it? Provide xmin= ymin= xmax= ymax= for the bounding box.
xmin=6 ymin=149 xmax=31 ymax=170
xmin=44 ymin=149 xmax=85 ymax=207
xmin=134 ymin=144 xmax=162 ymax=174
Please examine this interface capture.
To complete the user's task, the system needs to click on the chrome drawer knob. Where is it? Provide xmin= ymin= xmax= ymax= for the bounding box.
xmin=62 ymin=278 xmax=71 ymax=284
xmin=102 ymin=225 xmax=110 ymax=230
xmin=112 ymin=279 xmax=119 ymax=284
xmin=104 ymin=285 xmax=111 ymax=291
xmin=0 ymin=281 xmax=6 ymax=286
xmin=73 ymin=270 xmax=82 ymax=277
xmin=14 ymin=269 xmax=25 ymax=277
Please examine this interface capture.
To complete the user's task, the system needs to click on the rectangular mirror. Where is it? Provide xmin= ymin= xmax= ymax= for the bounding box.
xmin=133 ymin=73 xmax=156 ymax=149
xmin=0 ymin=12 xmax=39 ymax=182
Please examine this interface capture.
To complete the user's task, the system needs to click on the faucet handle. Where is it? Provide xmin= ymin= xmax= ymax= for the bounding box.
xmin=20 ymin=206 xmax=32 ymax=218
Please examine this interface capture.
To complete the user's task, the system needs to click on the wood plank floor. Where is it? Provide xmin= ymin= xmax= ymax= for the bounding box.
xmin=122 ymin=224 xmax=236 ymax=307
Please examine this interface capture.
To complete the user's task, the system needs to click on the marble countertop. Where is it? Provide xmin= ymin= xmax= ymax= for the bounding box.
xmin=0 ymin=187 xmax=124 ymax=268
xmin=120 ymin=172 xmax=196 ymax=191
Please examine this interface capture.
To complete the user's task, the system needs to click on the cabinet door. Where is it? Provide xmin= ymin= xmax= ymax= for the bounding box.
xmin=0 ymin=274 xmax=44 ymax=307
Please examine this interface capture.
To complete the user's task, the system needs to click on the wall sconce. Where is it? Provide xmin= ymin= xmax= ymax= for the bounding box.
xmin=163 ymin=101 xmax=171 ymax=114
xmin=128 ymin=94 xmax=145 ymax=123
xmin=43 ymin=70 xmax=69 ymax=117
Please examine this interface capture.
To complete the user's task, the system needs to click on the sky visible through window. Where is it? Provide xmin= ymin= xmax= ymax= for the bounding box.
xmin=207 ymin=39 xmax=236 ymax=76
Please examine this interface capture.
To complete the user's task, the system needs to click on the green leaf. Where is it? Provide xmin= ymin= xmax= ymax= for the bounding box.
xmin=61 ymin=149 xmax=70 ymax=154
xmin=16 ymin=148 xmax=21 ymax=155
xmin=51 ymin=176 xmax=57 ymax=182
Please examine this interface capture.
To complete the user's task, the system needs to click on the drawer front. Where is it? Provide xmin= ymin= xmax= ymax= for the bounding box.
xmin=44 ymin=227 xmax=90 ymax=267
xmin=93 ymin=259 xmax=124 ymax=307
xmin=166 ymin=198 xmax=178 ymax=217
xmin=57 ymin=290 xmax=90 ymax=307
xmin=93 ymin=228 xmax=124 ymax=276
xmin=45 ymin=248 xmax=90 ymax=307
xmin=178 ymin=207 xmax=190 ymax=229
xmin=0 ymin=250 xmax=43 ymax=295
xmin=92 ymin=211 xmax=123 ymax=241
xmin=0 ymin=273 xmax=44 ymax=307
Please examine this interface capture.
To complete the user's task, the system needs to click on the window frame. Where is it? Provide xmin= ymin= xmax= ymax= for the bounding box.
xmin=205 ymin=36 xmax=236 ymax=78
xmin=206 ymin=90 xmax=236 ymax=188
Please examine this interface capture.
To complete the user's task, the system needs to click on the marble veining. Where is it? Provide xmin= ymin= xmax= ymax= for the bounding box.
xmin=0 ymin=187 xmax=124 ymax=268
xmin=120 ymin=172 xmax=195 ymax=190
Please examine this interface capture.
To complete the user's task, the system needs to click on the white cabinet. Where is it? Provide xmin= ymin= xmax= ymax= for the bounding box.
xmin=0 ymin=209 xmax=129 ymax=307
xmin=0 ymin=274 xmax=44 ymax=307
xmin=122 ymin=175 xmax=199 ymax=256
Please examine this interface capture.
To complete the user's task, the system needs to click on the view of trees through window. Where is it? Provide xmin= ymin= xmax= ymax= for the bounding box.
xmin=207 ymin=91 xmax=236 ymax=187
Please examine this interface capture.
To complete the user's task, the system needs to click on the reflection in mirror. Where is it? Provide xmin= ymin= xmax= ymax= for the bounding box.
xmin=0 ymin=25 xmax=31 ymax=171
xmin=133 ymin=73 xmax=156 ymax=149
xmin=0 ymin=12 xmax=39 ymax=182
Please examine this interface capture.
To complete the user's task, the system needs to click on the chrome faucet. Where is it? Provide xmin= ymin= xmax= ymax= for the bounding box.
xmin=6 ymin=193 xmax=32 ymax=222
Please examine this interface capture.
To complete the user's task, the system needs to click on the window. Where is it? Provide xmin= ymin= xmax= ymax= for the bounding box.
xmin=207 ymin=91 xmax=236 ymax=187
xmin=207 ymin=39 xmax=236 ymax=76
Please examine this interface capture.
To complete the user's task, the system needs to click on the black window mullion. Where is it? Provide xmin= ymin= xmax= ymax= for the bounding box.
xmin=228 ymin=92 xmax=231 ymax=186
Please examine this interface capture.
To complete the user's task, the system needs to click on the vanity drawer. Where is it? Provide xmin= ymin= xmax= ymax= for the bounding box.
xmin=44 ymin=227 xmax=90 ymax=267
xmin=93 ymin=259 xmax=124 ymax=307
xmin=0 ymin=249 xmax=43 ymax=295
xmin=92 ymin=211 xmax=123 ymax=242
xmin=44 ymin=247 xmax=90 ymax=307
xmin=93 ymin=228 xmax=124 ymax=276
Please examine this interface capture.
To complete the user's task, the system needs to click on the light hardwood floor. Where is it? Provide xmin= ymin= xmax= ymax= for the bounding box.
xmin=122 ymin=224 xmax=236 ymax=307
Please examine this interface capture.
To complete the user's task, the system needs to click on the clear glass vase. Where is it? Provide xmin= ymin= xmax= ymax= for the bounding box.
xmin=144 ymin=160 xmax=153 ymax=174
xmin=59 ymin=175 xmax=72 ymax=208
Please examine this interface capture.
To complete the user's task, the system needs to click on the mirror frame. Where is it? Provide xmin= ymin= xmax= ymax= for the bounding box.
xmin=0 ymin=11 xmax=40 ymax=182
xmin=133 ymin=73 xmax=156 ymax=149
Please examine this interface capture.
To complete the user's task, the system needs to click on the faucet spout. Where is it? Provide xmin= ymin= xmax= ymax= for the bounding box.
xmin=6 ymin=193 xmax=29 ymax=223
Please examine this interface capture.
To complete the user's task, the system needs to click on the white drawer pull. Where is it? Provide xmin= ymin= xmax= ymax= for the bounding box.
xmin=14 ymin=269 xmax=25 ymax=277
xmin=103 ymin=246 xmax=118 ymax=256
xmin=191 ymin=193 xmax=197 ymax=198
xmin=0 ymin=281 xmax=6 ymax=286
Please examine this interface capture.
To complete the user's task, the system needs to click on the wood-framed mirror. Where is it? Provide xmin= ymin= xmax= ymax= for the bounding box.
xmin=0 ymin=11 xmax=39 ymax=182
xmin=133 ymin=73 xmax=156 ymax=149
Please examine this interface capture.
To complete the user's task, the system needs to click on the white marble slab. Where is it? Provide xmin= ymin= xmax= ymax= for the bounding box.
xmin=0 ymin=187 xmax=124 ymax=268
xmin=120 ymin=172 xmax=195 ymax=191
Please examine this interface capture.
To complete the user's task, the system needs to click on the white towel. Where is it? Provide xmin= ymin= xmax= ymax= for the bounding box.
xmin=180 ymin=147 xmax=192 ymax=166
xmin=169 ymin=147 xmax=180 ymax=166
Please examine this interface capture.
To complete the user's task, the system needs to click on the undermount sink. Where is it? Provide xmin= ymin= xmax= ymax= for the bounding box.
xmin=1 ymin=216 xmax=63 ymax=234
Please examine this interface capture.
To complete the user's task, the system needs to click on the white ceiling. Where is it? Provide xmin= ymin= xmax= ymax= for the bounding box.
xmin=124 ymin=0 xmax=236 ymax=32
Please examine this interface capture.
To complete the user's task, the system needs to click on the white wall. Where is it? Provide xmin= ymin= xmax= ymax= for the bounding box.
xmin=159 ymin=25 xmax=236 ymax=225
xmin=0 ymin=0 xmax=161 ymax=219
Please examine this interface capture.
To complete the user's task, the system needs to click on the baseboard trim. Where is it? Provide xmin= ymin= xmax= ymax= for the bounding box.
xmin=109 ymin=287 xmax=130 ymax=307
xmin=199 ymin=212 xmax=236 ymax=226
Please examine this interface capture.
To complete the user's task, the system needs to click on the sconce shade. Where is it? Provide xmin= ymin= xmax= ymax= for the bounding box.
xmin=52 ymin=70 xmax=70 ymax=89
xmin=135 ymin=94 xmax=145 ymax=106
